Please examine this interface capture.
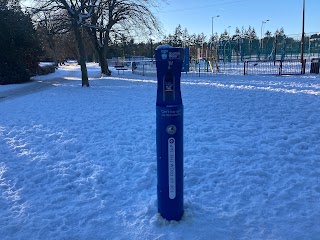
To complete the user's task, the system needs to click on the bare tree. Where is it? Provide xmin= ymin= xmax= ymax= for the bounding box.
xmin=31 ymin=0 xmax=97 ymax=87
xmin=1 ymin=0 xmax=20 ymax=9
xmin=35 ymin=10 xmax=70 ymax=64
xmin=86 ymin=0 xmax=161 ymax=75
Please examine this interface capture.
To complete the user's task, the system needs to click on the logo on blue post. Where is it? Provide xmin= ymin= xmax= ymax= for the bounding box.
xmin=161 ymin=50 xmax=168 ymax=60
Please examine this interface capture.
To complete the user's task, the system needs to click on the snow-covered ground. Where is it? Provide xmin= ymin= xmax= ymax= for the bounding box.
xmin=1 ymin=62 xmax=320 ymax=239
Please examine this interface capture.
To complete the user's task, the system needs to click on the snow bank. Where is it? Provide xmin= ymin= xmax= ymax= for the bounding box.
xmin=1 ymin=63 xmax=320 ymax=239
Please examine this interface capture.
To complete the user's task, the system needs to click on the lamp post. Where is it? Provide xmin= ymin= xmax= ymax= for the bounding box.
xmin=211 ymin=15 xmax=220 ymax=44
xmin=260 ymin=19 xmax=269 ymax=48
xmin=301 ymin=0 xmax=305 ymax=66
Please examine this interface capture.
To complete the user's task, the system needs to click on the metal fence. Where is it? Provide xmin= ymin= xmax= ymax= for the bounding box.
xmin=131 ymin=61 xmax=157 ymax=76
xmin=213 ymin=33 xmax=320 ymax=62
xmin=244 ymin=59 xmax=306 ymax=75
xmin=131 ymin=58 xmax=315 ymax=77
xmin=113 ymin=33 xmax=320 ymax=77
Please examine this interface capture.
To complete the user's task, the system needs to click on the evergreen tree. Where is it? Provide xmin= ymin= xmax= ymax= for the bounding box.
xmin=265 ymin=30 xmax=272 ymax=38
xmin=0 ymin=2 xmax=41 ymax=84
xmin=182 ymin=28 xmax=189 ymax=47
xmin=173 ymin=24 xmax=183 ymax=47
xmin=232 ymin=27 xmax=241 ymax=41
xmin=219 ymin=29 xmax=229 ymax=42
xmin=250 ymin=27 xmax=258 ymax=40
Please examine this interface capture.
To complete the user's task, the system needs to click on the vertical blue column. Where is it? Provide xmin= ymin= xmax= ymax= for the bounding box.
xmin=155 ymin=45 xmax=184 ymax=221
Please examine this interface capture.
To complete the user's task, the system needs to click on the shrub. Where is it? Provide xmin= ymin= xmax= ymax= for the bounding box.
xmin=0 ymin=60 xmax=30 ymax=85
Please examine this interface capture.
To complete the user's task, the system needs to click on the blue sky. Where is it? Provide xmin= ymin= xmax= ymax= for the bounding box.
xmin=150 ymin=0 xmax=319 ymax=41
xmin=23 ymin=0 xmax=319 ymax=42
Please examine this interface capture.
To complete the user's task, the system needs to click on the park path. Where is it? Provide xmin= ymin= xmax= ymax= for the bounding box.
xmin=0 ymin=78 xmax=65 ymax=102
xmin=0 ymin=62 xmax=105 ymax=102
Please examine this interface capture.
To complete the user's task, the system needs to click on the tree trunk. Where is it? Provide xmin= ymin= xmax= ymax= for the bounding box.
xmin=100 ymin=32 xmax=111 ymax=76
xmin=99 ymin=48 xmax=111 ymax=75
xmin=87 ymin=27 xmax=111 ymax=76
xmin=73 ymin=25 xmax=89 ymax=87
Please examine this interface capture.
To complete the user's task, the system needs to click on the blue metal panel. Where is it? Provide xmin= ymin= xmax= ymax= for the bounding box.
xmin=182 ymin=47 xmax=190 ymax=72
xmin=155 ymin=45 xmax=184 ymax=221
